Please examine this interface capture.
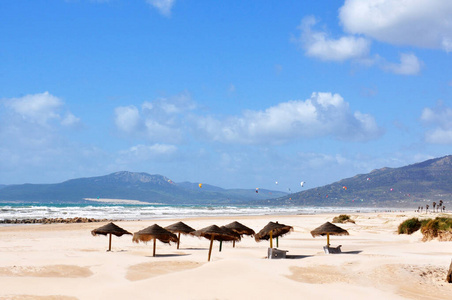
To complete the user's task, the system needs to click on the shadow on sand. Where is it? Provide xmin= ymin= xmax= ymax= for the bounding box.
xmin=286 ymin=254 xmax=315 ymax=259
xmin=183 ymin=247 xmax=209 ymax=251
xmin=145 ymin=253 xmax=191 ymax=258
xmin=340 ymin=250 xmax=362 ymax=255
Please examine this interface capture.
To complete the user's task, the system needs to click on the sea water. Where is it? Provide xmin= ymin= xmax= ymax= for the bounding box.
xmin=0 ymin=202 xmax=391 ymax=222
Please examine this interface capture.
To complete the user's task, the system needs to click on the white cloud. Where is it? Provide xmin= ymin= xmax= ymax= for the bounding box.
xmin=383 ymin=53 xmax=422 ymax=75
xmin=295 ymin=16 xmax=371 ymax=62
xmin=114 ymin=92 xmax=194 ymax=143
xmin=339 ymin=0 xmax=452 ymax=52
xmin=3 ymin=91 xmax=80 ymax=127
xmin=146 ymin=0 xmax=175 ymax=16
xmin=421 ymin=102 xmax=452 ymax=144
xmin=61 ymin=112 xmax=81 ymax=127
xmin=119 ymin=144 xmax=177 ymax=160
xmin=195 ymin=92 xmax=383 ymax=144
xmin=5 ymin=92 xmax=62 ymax=125
xmin=114 ymin=106 xmax=141 ymax=133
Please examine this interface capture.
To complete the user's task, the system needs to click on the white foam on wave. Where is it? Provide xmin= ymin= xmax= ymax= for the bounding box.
xmin=0 ymin=204 xmax=392 ymax=222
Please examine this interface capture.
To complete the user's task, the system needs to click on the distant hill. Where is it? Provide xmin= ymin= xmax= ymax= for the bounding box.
xmin=1 ymin=155 xmax=451 ymax=207
xmin=270 ymin=155 xmax=452 ymax=207
xmin=0 ymin=171 xmax=286 ymax=205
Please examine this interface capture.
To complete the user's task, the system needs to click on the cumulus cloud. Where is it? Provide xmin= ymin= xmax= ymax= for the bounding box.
xmin=294 ymin=16 xmax=371 ymax=62
xmin=3 ymin=92 xmax=80 ymax=127
xmin=339 ymin=0 xmax=452 ymax=52
xmin=114 ymin=106 xmax=141 ymax=133
xmin=421 ymin=102 xmax=452 ymax=144
xmin=383 ymin=53 xmax=422 ymax=75
xmin=146 ymin=0 xmax=175 ymax=16
xmin=195 ymin=92 xmax=383 ymax=144
xmin=114 ymin=92 xmax=194 ymax=143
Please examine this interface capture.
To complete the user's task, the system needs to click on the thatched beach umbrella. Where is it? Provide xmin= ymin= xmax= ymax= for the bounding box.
xmin=254 ymin=221 xmax=293 ymax=248
xmin=91 ymin=222 xmax=132 ymax=251
xmin=193 ymin=225 xmax=241 ymax=261
xmin=224 ymin=221 xmax=255 ymax=247
xmin=219 ymin=226 xmax=242 ymax=251
xmin=310 ymin=222 xmax=349 ymax=246
xmin=165 ymin=221 xmax=195 ymax=249
xmin=133 ymin=224 xmax=178 ymax=257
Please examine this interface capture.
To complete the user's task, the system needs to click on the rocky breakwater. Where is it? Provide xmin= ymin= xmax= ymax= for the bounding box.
xmin=0 ymin=217 xmax=118 ymax=224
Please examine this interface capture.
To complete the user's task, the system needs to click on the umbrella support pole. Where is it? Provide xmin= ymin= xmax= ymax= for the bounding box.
xmin=233 ymin=240 xmax=235 ymax=248
xmin=108 ymin=233 xmax=112 ymax=252
xmin=208 ymin=236 xmax=214 ymax=262
xmin=327 ymin=233 xmax=330 ymax=247
xmin=177 ymin=233 xmax=180 ymax=249
xmin=153 ymin=238 xmax=156 ymax=257
xmin=276 ymin=236 xmax=279 ymax=248
xmin=269 ymin=230 xmax=273 ymax=248
xmin=219 ymin=241 xmax=222 ymax=252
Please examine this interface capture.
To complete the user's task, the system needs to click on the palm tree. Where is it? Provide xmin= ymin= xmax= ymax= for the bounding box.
xmin=433 ymin=202 xmax=436 ymax=212
xmin=438 ymin=200 xmax=443 ymax=212
xmin=426 ymin=204 xmax=429 ymax=213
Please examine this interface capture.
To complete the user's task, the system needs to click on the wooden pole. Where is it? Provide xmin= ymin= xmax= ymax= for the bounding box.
xmin=177 ymin=233 xmax=180 ymax=249
xmin=327 ymin=233 xmax=330 ymax=247
xmin=208 ymin=235 xmax=214 ymax=262
xmin=219 ymin=241 xmax=222 ymax=252
xmin=108 ymin=233 xmax=112 ymax=251
xmin=153 ymin=238 xmax=156 ymax=257
xmin=269 ymin=230 xmax=273 ymax=248
xmin=233 ymin=240 xmax=235 ymax=248
xmin=447 ymin=259 xmax=452 ymax=283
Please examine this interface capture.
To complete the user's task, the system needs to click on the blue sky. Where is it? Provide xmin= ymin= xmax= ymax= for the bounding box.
xmin=1 ymin=0 xmax=451 ymax=192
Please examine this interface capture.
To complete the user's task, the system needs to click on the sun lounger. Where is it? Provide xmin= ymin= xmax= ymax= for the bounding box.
xmin=268 ymin=247 xmax=289 ymax=259
xmin=323 ymin=245 xmax=342 ymax=254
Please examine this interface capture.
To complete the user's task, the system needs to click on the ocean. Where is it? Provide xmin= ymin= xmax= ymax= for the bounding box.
xmin=0 ymin=202 xmax=391 ymax=222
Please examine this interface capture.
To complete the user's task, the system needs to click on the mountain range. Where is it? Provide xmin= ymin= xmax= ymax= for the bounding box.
xmin=0 ymin=171 xmax=286 ymax=205
xmin=0 ymin=155 xmax=451 ymax=207
xmin=269 ymin=155 xmax=452 ymax=207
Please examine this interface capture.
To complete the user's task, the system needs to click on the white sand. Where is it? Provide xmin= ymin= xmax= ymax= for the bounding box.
xmin=0 ymin=212 xmax=451 ymax=300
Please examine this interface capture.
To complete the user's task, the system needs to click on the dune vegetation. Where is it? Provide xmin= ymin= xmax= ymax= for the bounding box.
xmin=398 ymin=216 xmax=452 ymax=241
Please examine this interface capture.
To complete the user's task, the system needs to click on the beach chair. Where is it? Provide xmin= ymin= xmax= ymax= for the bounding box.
xmin=268 ymin=247 xmax=289 ymax=259
xmin=323 ymin=245 xmax=342 ymax=254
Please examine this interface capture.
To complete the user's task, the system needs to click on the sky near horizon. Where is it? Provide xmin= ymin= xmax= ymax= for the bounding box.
xmin=1 ymin=0 xmax=451 ymax=192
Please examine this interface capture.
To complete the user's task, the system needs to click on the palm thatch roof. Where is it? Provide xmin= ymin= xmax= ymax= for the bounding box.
xmin=220 ymin=226 xmax=242 ymax=241
xmin=310 ymin=222 xmax=349 ymax=237
xmin=224 ymin=221 xmax=255 ymax=236
xmin=193 ymin=225 xmax=241 ymax=242
xmin=132 ymin=224 xmax=178 ymax=244
xmin=254 ymin=221 xmax=293 ymax=242
xmin=164 ymin=221 xmax=196 ymax=235
xmin=91 ymin=222 xmax=132 ymax=237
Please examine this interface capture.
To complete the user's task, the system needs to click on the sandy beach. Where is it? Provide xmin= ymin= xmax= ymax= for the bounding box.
xmin=0 ymin=211 xmax=451 ymax=300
